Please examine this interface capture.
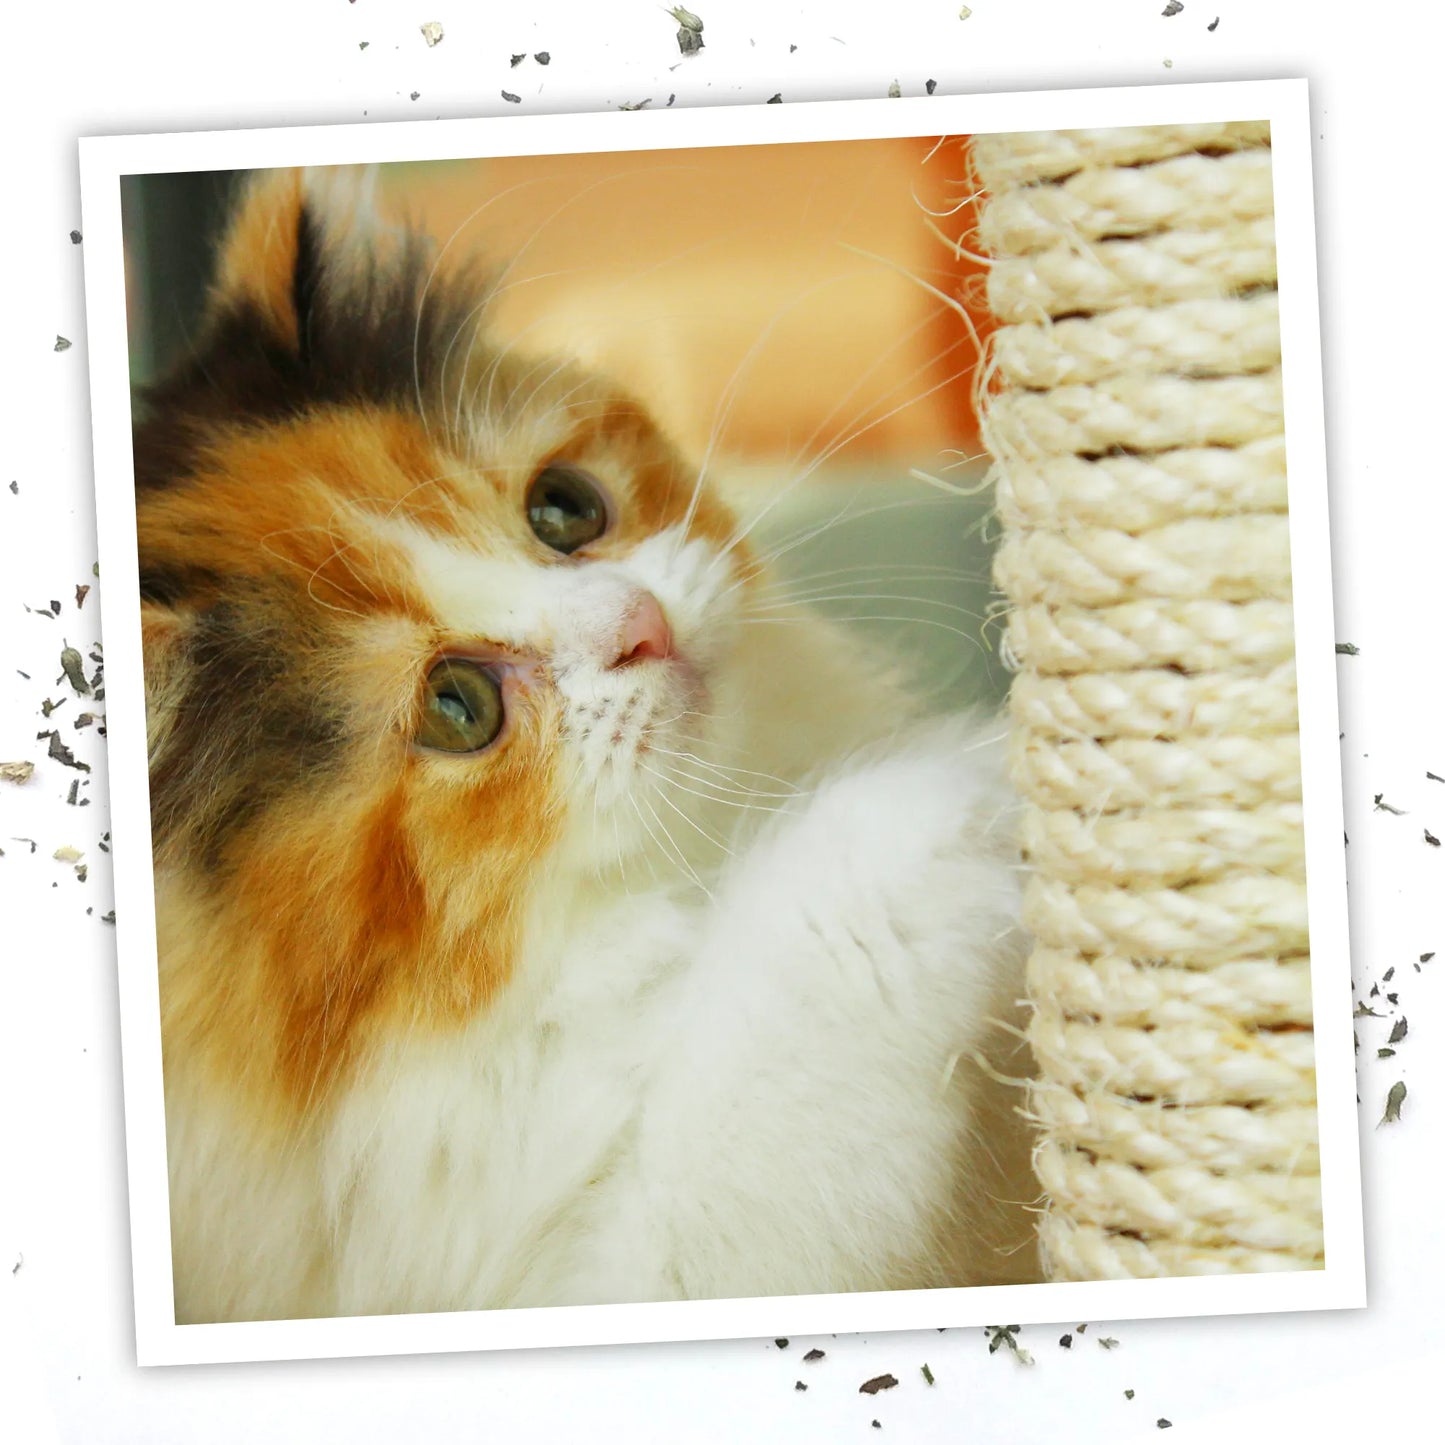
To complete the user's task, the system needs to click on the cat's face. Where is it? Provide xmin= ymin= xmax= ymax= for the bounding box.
xmin=138 ymin=169 xmax=751 ymax=1103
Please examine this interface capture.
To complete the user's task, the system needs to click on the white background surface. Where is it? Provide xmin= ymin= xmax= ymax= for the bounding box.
xmin=1 ymin=2 xmax=1442 ymax=1440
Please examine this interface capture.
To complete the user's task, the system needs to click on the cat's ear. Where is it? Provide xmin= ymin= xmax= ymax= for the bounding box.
xmin=206 ymin=165 xmax=405 ymax=356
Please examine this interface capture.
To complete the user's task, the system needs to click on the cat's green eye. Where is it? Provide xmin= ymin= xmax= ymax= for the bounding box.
xmin=526 ymin=464 xmax=609 ymax=555
xmin=416 ymin=658 xmax=504 ymax=753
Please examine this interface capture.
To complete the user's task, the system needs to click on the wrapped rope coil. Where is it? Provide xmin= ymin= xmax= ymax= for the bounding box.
xmin=969 ymin=122 xmax=1321 ymax=1279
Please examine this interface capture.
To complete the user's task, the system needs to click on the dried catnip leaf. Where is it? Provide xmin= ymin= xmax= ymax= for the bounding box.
xmin=775 ymin=1338 xmax=789 ymax=1349
xmin=803 ymin=1348 xmax=825 ymax=1361
xmin=794 ymin=1381 xmax=806 ymax=1391
xmin=419 ymin=21 xmax=443 ymax=47
xmin=75 ymin=584 xmax=90 ymax=609
xmin=926 ymin=79 xmax=937 ymax=94
xmin=1388 ymin=1017 xmax=1408 ymax=1044
xmin=767 ymin=93 xmax=782 ymax=102
xmin=859 ymin=1374 xmax=898 ymax=1395
xmin=1378 ymin=1047 xmax=1396 ymax=1059
xmin=1381 ymin=1081 xmax=1407 ymax=1124
xmin=1099 ymin=1337 xmax=1119 ymax=1350
xmin=0 ymin=761 xmax=35 ymax=784
xmin=66 ymin=779 xmax=78 ymax=806
xmin=70 ymin=230 xmax=82 ymax=244
xmin=535 ymin=51 xmax=550 ymax=64
xmin=54 ymin=336 xmax=72 ymax=352
xmin=921 ymin=1363 xmax=934 ymax=1385
xmin=1353 ymin=1002 xmax=1382 ymax=1018
xmin=1427 ymin=829 xmax=1441 ymax=847
xmin=887 ymin=80 xmax=901 ymax=97
xmin=47 ymin=733 xmax=90 ymax=772
xmin=501 ymin=90 xmax=522 ymax=103
xmin=1162 ymin=1 xmax=1183 ymax=14
xmin=1374 ymin=793 xmax=1404 ymax=815
xmin=61 ymin=645 xmax=91 ymax=695
xmin=1058 ymin=1333 xmax=1073 ymax=1348
xmin=1335 ymin=642 xmax=1358 ymax=655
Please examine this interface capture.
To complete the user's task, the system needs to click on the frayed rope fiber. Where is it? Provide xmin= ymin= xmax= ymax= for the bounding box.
xmin=968 ymin=122 xmax=1321 ymax=1279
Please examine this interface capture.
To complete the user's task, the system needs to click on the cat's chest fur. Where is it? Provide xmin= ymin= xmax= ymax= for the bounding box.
xmin=164 ymin=718 xmax=1037 ymax=1323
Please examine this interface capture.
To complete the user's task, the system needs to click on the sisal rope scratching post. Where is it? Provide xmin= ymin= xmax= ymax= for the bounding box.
xmin=966 ymin=123 xmax=1321 ymax=1278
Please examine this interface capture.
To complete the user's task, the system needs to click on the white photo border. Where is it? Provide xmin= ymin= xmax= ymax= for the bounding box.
xmin=78 ymin=77 xmax=1363 ymax=1368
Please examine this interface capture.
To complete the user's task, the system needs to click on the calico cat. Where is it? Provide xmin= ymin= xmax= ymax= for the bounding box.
xmin=133 ymin=167 xmax=1040 ymax=1323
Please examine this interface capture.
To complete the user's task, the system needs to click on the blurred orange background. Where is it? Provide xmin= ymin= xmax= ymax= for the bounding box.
xmin=381 ymin=135 xmax=988 ymax=475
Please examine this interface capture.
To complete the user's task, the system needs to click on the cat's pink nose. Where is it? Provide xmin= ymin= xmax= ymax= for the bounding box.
xmin=609 ymin=591 xmax=673 ymax=669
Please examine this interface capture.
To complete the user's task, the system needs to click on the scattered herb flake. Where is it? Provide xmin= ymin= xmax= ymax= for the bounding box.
xmin=1426 ymin=828 xmax=1441 ymax=847
xmin=926 ymin=79 xmax=937 ymax=95
xmin=66 ymin=779 xmax=78 ymax=806
xmin=1354 ymin=1002 xmax=1383 ymax=1018
xmin=1429 ymin=772 xmax=1444 ymax=784
xmin=887 ymin=80 xmax=901 ymax=97
xmin=1388 ymin=1017 xmax=1409 ymax=1044
xmin=1374 ymin=793 xmax=1404 ymax=815
xmin=859 ymin=1374 xmax=898 ymax=1395
xmin=12 ymin=838 xmax=37 ymax=854
xmin=54 ymin=845 xmax=83 ymax=864
xmin=794 ymin=1380 xmax=807 ymax=1391
xmin=1162 ymin=1 xmax=1183 ymax=14
xmin=70 ymin=230 xmax=82 ymax=244
xmin=535 ymin=51 xmax=550 ymax=64
xmin=55 ymin=335 xmax=72 ymax=352
xmin=101 ymin=910 xmax=115 ymax=924
xmin=1 ymin=761 xmax=36 ymax=784
xmin=1382 ymin=1081 xmax=1407 ymax=1124
xmin=1384 ymin=967 xmax=1395 ymax=982
xmin=1058 ymin=1333 xmax=1073 ymax=1348
xmin=419 ymin=21 xmax=443 ymax=47
xmin=985 ymin=1326 xmax=1033 ymax=1364
xmin=1099 ymin=1337 xmax=1119 ymax=1350
xmin=775 ymin=1338 xmax=789 ymax=1349
xmin=510 ymin=52 xmax=525 ymax=67
xmin=1208 ymin=15 xmax=1220 ymax=29
xmin=803 ymin=1348 xmax=825 ymax=1362
xmin=359 ymin=41 xmax=369 ymax=50
xmin=410 ymin=91 xmax=420 ymax=101
xmin=75 ymin=584 xmax=90 ymax=609
xmin=1335 ymin=642 xmax=1359 ymax=655
xmin=1378 ymin=1047 xmax=1396 ymax=1059
xmin=75 ymin=864 xmax=88 ymax=883
xmin=959 ymin=4 xmax=972 ymax=16
xmin=47 ymin=733 xmax=90 ymax=772
xmin=921 ymin=1363 xmax=934 ymax=1385
xmin=7 ymin=480 xmax=16 ymax=494
xmin=767 ymin=93 xmax=782 ymax=103
xmin=501 ymin=90 xmax=522 ymax=103
xmin=1125 ymin=1389 xmax=1136 ymax=1400
xmin=60 ymin=645 xmax=91 ymax=695
xmin=619 ymin=98 xmax=652 ymax=110
xmin=1423 ymin=953 xmax=1436 ymax=964
xmin=1158 ymin=1422 xmax=1172 ymax=1431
